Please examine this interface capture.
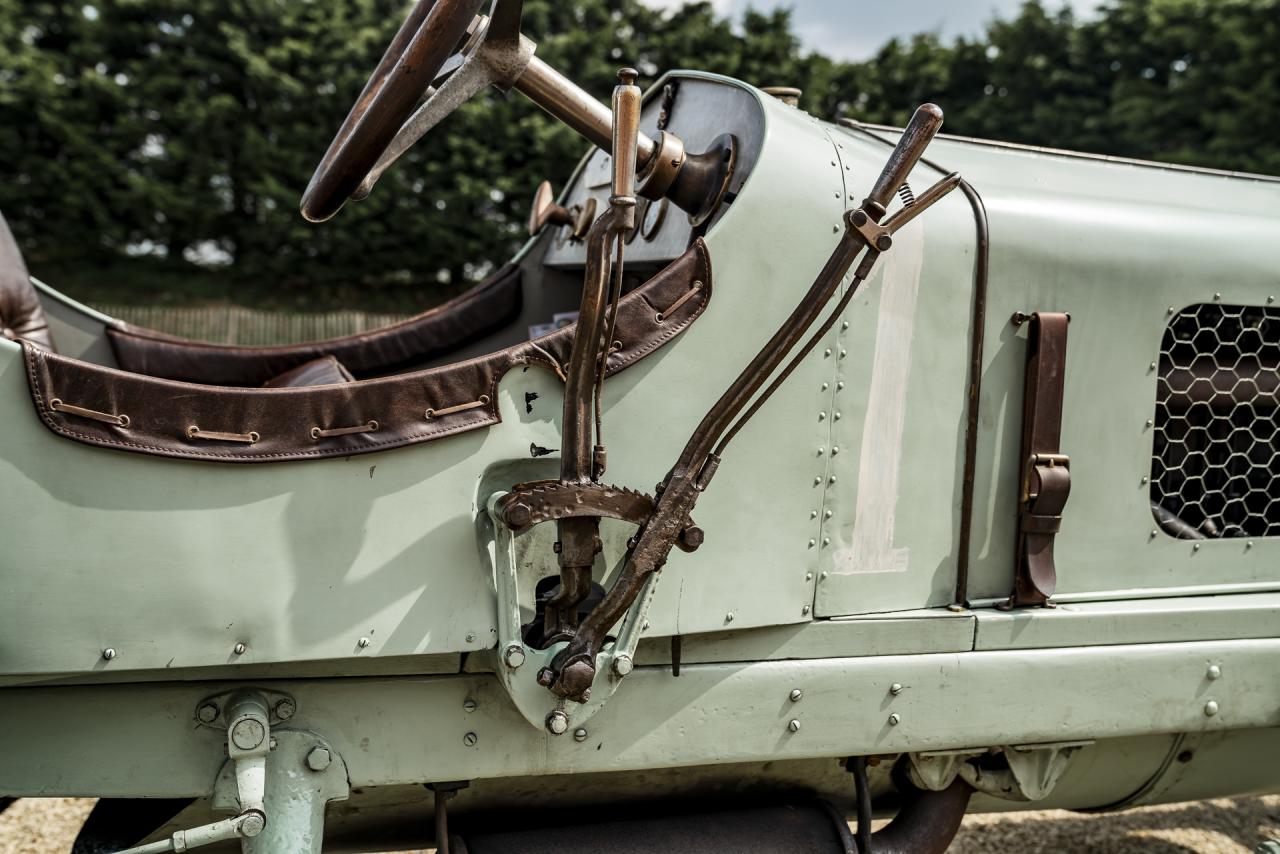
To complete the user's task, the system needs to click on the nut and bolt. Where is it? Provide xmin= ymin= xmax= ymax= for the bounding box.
xmin=503 ymin=644 xmax=526 ymax=669
xmin=888 ymin=713 xmax=901 ymax=726
xmin=240 ymin=813 xmax=266 ymax=837
xmin=536 ymin=667 xmax=556 ymax=687
xmin=890 ymin=683 xmax=904 ymax=695
xmin=1206 ymin=665 xmax=1222 ymax=680
xmin=233 ymin=643 xmax=247 ymax=655
xmin=101 ymin=647 xmax=116 ymax=661
xmin=305 ymin=746 xmax=331 ymax=772
xmin=573 ymin=728 xmax=589 ymax=743
xmin=789 ymin=689 xmax=803 ymax=702
xmin=231 ymin=718 xmax=266 ymax=751
xmin=1204 ymin=700 xmax=1219 ymax=717
xmin=197 ymin=702 xmax=220 ymax=724
xmin=463 ymin=699 xmax=478 ymax=713
xmin=546 ymin=711 xmax=570 ymax=736
xmin=787 ymin=719 xmax=801 ymax=733
xmin=463 ymin=731 xmax=479 ymax=746
xmin=612 ymin=654 xmax=634 ymax=677
xmin=273 ymin=699 xmax=296 ymax=721
xmin=357 ymin=637 xmax=371 ymax=649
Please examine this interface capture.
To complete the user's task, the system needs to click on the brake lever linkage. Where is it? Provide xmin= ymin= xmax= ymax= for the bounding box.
xmin=543 ymin=104 xmax=961 ymax=703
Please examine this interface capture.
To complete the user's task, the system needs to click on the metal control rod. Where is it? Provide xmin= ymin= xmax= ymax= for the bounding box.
xmin=513 ymin=56 xmax=658 ymax=171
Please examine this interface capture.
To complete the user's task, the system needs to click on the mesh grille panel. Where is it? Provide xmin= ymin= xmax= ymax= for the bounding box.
xmin=1151 ymin=302 xmax=1280 ymax=539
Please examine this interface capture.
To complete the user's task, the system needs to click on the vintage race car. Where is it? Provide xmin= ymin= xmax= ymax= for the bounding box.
xmin=2 ymin=1 xmax=1279 ymax=852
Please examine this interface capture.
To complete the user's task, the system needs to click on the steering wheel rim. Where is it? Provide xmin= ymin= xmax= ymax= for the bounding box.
xmin=300 ymin=0 xmax=482 ymax=223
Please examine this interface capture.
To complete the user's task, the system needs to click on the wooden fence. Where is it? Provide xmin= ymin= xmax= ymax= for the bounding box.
xmin=97 ymin=305 xmax=411 ymax=346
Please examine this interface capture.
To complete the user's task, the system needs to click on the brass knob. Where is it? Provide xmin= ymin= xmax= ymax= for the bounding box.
xmin=528 ymin=180 xmax=574 ymax=236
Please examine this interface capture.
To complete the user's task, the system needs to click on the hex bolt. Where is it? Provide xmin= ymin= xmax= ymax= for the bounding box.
xmin=101 ymin=648 xmax=116 ymax=661
xmin=231 ymin=718 xmax=266 ymax=751
xmin=613 ymin=654 xmax=634 ymax=677
xmin=305 ymin=746 xmax=331 ymax=772
xmin=1203 ymin=700 xmax=1219 ymax=717
xmin=888 ymin=713 xmax=901 ymax=726
xmin=197 ymin=702 xmax=220 ymax=724
xmin=573 ymin=728 xmax=589 ymax=743
xmin=790 ymin=689 xmax=803 ymax=702
xmin=546 ymin=711 xmax=570 ymax=736
xmin=233 ymin=643 xmax=247 ymax=655
xmin=890 ymin=683 xmax=904 ymax=695
xmin=463 ymin=698 xmax=478 ymax=713
xmin=273 ymin=699 xmax=296 ymax=721
xmin=1207 ymin=664 xmax=1222 ymax=680
xmin=788 ymin=719 xmax=801 ymax=733
xmin=463 ymin=731 xmax=480 ymax=746
xmin=503 ymin=644 xmax=526 ymax=670
xmin=358 ymin=637 xmax=371 ymax=649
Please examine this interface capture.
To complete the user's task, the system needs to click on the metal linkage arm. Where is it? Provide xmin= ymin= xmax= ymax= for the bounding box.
xmin=543 ymin=104 xmax=957 ymax=703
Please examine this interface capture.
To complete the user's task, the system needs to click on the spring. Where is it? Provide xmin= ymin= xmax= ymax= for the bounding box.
xmin=898 ymin=183 xmax=916 ymax=207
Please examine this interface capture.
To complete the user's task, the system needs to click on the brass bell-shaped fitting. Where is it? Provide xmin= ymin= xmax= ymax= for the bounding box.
xmin=527 ymin=180 xmax=574 ymax=236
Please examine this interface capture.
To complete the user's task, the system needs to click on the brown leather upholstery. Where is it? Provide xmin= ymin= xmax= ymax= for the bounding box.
xmin=107 ymin=262 xmax=524 ymax=385
xmin=23 ymin=241 xmax=712 ymax=463
xmin=0 ymin=212 xmax=54 ymax=350
xmin=262 ymin=356 xmax=355 ymax=388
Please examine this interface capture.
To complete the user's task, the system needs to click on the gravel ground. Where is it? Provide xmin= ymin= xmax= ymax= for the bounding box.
xmin=3 ymin=795 xmax=1278 ymax=853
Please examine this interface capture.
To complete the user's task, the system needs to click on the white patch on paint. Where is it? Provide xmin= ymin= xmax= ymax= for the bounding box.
xmin=834 ymin=222 xmax=925 ymax=574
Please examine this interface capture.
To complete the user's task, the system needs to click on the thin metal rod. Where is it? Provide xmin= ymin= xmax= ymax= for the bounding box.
xmin=513 ymin=56 xmax=657 ymax=169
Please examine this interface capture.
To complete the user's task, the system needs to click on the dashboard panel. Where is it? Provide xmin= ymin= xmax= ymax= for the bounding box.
xmin=542 ymin=75 xmax=766 ymax=268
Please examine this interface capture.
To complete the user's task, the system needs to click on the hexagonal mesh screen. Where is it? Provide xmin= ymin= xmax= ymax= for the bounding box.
xmin=1151 ymin=302 xmax=1280 ymax=539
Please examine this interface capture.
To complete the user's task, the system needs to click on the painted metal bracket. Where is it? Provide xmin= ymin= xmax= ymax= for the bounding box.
xmin=910 ymin=740 xmax=1091 ymax=802
xmin=485 ymin=492 xmax=655 ymax=734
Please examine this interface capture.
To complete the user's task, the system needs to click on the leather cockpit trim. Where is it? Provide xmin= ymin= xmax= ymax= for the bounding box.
xmin=106 ymin=261 xmax=525 ymax=384
xmin=22 ymin=240 xmax=711 ymax=463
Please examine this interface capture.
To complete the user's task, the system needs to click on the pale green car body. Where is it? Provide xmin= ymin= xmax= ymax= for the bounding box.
xmin=2 ymin=71 xmax=1279 ymax=850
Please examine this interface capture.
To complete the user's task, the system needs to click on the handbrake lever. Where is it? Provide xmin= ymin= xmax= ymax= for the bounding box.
xmin=542 ymin=104 xmax=961 ymax=703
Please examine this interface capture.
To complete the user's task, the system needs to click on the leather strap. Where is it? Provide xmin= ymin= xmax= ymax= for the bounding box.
xmin=1006 ymin=311 xmax=1071 ymax=608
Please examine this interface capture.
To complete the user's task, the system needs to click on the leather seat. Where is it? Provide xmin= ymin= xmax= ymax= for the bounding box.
xmin=0 ymin=212 xmax=54 ymax=350
xmin=0 ymin=211 xmax=353 ymax=388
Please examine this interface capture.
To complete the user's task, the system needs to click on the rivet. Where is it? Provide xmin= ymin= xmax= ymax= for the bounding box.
xmin=1150 ymin=529 xmax=1159 ymax=538
xmin=839 ymin=349 xmax=847 ymax=358
xmin=828 ymin=475 xmax=837 ymax=484
xmin=817 ymin=447 xmax=826 ymax=455
xmin=1213 ymin=292 xmax=1222 ymax=301
xmin=725 ymin=612 xmax=735 ymax=623
xmin=233 ymin=643 xmax=246 ymax=655
xmin=835 ymin=191 xmax=841 ymax=198
xmin=831 ymin=446 xmax=840 ymax=455
xmin=1145 ymin=419 xmax=1154 ymax=428
xmin=836 ymin=382 xmax=845 ymax=391
xmin=810 ymin=510 xmax=819 ymax=519
xmin=824 ymin=348 xmax=832 ymax=357
xmin=463 ymin=731 xmax=479 ymax=746
xmin=819 ymin=571 xmax=829 ymax=580
xmin=805 ymin=572 xmax=814 ymax=581
xmin=1193 ymin=543 xmax=1201 ymax=551
xmin=821 ymin=382 xmax=830 ymax=391
xmin=888 ymin=713 xmax=901 ymax=726
xmin=573 ymin=727 xmax=589 ymax=742
xmin=465 ymin=633 xmax=476 ymax=643
xmin=197 ymin=702 xmax=220 ymax=724
xmin=818 ymin=411 xmax=827 ymax=421
xmin=1203 ymin=700 xmax=1219 ymax=717
xmin=788 ymin=719 xmax=801 ymax=732
xmin=808 ymin=539 xmax=817 ymax=548
xmin=830 ymin=160 xmax=837 ymax=167
xmin=822 ymin=537 xmax=831 ymax=546
xmin=801 ymin=604 xmax=811 ymax=615
xmin=824 ymin=510 xmax=832 ymax=519
xmin=101 ymin=647 xmax=116 ymax=661
xmin=890 ymin=683 xmax=904 ymax=695
xmin=358 ymin=636 xmax=371 ymax=648
xmin=1149 ymin=361 xmax=1157 ymax=371
xmin=841 ymin=321 xmax=849 ymax=331
xmin=1140 ymin=476 xmax=1149 ymax=485
xmin=1206 ymin=665 xmax=1222 ymax=680
xmin=814 ymin=476 xmax=823 ymax=486
xmin=790 ymin=689 xmax=803 ymax=702
xmin=833 ymin=412 xmax=842 ymax=421
xmin=833 ymin=225 xmax=839 ymax=233
xmin=1246 ymin=541 xmax=1254 ymax=550
xmin=1269 ymin=296 xmax=1276 ymax=304
xmin=1167 ymin=306 xmax=1175 ymax=315
xmin=464 ymin=699 xmax=478 ymax=713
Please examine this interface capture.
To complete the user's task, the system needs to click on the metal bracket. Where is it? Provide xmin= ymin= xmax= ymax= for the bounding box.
xmin=956 ymin=741 xmax=1091 ymax=802
xmin=485 ymin=492 xmax=654 ymax=734
xmin=908 ymin=748 xmax=988 ymax=792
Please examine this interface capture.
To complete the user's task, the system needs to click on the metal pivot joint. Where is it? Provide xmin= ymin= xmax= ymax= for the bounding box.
xmin=538 ymin=104 xmax=961 ymax=703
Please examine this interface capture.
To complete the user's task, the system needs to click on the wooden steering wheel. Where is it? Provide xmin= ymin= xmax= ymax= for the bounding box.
xmin=300 ymin=0 xmax=483 ymax=223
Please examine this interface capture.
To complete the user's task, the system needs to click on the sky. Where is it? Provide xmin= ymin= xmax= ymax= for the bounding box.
xmin=644 ymin=0 xmax=1107 ymax=60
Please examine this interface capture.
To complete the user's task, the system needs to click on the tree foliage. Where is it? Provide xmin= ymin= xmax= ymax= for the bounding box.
xmin=0 ymin=0 xmax=1276 ymax=310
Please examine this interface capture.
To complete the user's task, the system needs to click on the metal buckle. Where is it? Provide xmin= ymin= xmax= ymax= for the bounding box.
xmin=1022 ymin=453 xmax=1070 ymax=503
